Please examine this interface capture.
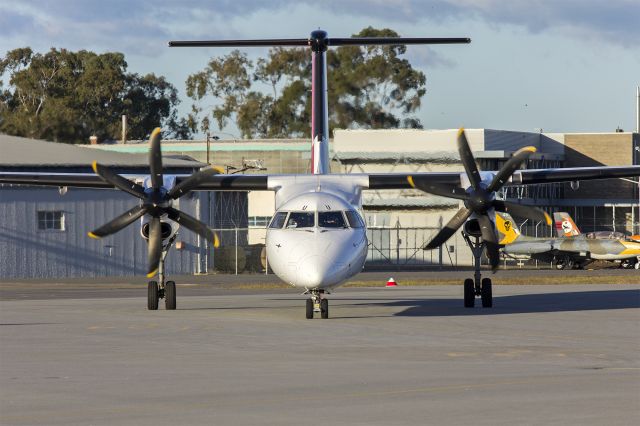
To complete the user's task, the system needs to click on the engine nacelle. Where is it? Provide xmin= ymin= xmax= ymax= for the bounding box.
xmin=463 ymin=219 xmax=482 ymax=237
xmin=140 ymin=217 xmax=177 ymax=241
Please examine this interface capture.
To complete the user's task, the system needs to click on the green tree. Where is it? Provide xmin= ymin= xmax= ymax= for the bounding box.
xmin=0 ymin=47 xmax=191 ymax=143
xmin=186 ymin=27 xmax=427 ymax=139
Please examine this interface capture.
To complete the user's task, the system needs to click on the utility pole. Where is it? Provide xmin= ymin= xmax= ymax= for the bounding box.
xmin=121 ymin=115 xmax=127 ymax=144
xmin=206 ymin=132 xmax=211 ymax=165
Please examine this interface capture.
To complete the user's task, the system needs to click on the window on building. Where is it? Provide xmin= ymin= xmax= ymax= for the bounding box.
xmin=249 ymin=216 xmax=272 ymax=227
xmin=37 ymin=211 xmax=65 ymax=231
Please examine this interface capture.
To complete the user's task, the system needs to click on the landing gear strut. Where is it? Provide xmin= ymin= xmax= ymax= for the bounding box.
xmin=305 ymin=289 xmax=329 ymax=319
xmin=462 ymin=232 xmax=493 ymax=308
xmin=148 ymin=234 xmax=177 ymax=310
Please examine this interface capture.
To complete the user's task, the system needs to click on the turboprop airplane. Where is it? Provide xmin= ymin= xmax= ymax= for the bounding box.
xmin=2 ymin=30 xmax=640 ymax=315
xmin=498 ymin=212 xmax=640 ymax=270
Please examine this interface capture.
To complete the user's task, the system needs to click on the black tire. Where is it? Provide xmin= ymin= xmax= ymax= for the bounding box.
xmin=306 ymin=298 xmax=314 ymax=319
xmin=148 ymin=281 xmax=159 ymax=310
xmin=481 ymin=278 xmax=493 ymax=308
xmin=320 ymin=299 xmax=329 ymax=319
xmin=165 ymin=281 xmax=176 ymax=310
xmin=464 ymin=278 xmax=475 ymax=308
xmin=555 ymin=260 xmax=566 ymax=270
xmin=621 ymin=259 xmax=635 ymax=269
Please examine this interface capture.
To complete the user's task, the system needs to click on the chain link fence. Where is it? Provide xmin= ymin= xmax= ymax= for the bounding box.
xmin=202 ymin=217 xmax=639 ymax=274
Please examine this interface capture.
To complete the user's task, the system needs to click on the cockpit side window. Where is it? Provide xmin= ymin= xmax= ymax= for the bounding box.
xmin=319 ymin=211 xmax=346 ymax=228
xmin=345 ymin=210 xmax=365 ymax=228
xmin=286 ymin=212 xmax=315 ymax=228
xmin=269 ymin=212 xmax=288 ymax=229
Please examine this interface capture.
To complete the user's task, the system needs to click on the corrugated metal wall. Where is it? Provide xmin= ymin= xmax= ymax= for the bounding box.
xmin=0 ymin=187 xmax=208 ymax=279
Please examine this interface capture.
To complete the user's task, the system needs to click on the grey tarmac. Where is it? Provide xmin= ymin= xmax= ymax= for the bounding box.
xmin=1 ymin=282 xmax=639 ymax=425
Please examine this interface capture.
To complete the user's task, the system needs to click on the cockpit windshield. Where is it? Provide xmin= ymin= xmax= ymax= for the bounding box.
xmin=286 ymin=212 xmax=315 ymax=229
xmin=269 ymin=212 xmax=288 ymax=229
xmin=318 ymin=211 xmax=346 ymax=228
xmin=269 ymin=210 xmax=364 ymax=230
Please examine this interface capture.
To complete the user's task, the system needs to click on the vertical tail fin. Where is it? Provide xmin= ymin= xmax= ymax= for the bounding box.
xmin=554 ymin=212 xmax=581 ymax=237
xmin=495 ymin=212 xmax=521 ymax=245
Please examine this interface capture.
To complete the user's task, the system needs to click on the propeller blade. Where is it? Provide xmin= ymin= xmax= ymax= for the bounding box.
xmin=165 ymin=206 xmax=220 ymax=247
xmin=147 ymin=216 xmax=163 ymax=278
xmin=492 ymin=200 xmax=552 ymax=225
xmin=88 ymin=205 xmax=148 ymax=239
xmin=167 ymin=166 xmax=222 ymax=200
xmin=149 ymin=127 xmax=163 ymax=190
xmin=408 ymin=177 xmax=469 ymax=201
xmin=486 ymin=146 xmax=536 ymax=192
xmin=457 ymin=128 xmax=482 ymax=190
xmin=478 ymin=214 xmax=500 ymax=272
xmin=92 ymin=161 xmax=145 ymax=199
xmin=424 ymin=207 xmax=472 ymax=250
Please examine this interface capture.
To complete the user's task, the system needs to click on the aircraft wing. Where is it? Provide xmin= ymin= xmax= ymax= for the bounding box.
xmin=1 ymin=165 xmax=639 ymax=191
xmin=0 ymin=172 xmax=271 ymax=191
xmin=512 ymin=166 xmax=640 ymax=185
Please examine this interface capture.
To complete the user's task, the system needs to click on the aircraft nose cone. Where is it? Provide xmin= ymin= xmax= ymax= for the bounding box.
xmin=298 ymin=256 xmax=335 ymax=288
xmin=297 ymin=255 xmax=330 ymax=288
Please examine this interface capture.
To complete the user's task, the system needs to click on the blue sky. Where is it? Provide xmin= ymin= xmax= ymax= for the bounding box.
xmin=1 ymin=0 xmax=639 ymax=137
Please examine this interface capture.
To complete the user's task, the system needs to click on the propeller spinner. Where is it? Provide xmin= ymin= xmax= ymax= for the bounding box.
xmin=87 ymin=128 xmax=220 ymax=277
xmin=409 ymin=128 xmax=551 ymax=271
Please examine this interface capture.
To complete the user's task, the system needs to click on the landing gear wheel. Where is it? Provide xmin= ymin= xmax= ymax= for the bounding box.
xmin=165 ymin=281 xmax=176 ymax=310
xmin=464 ymin=278 xmax=475 ymax=308
xmin=481 ymin=278 xmax=493 ymax=308
xmin=621 ymin=259 xmax=635 ymax=269
xmin=320 ymin=299 xmax=329 ymax=319
xmin=148 ymin=281 xmax=159 ymax=310
xmin=306 ymin=298 xmax=314 ymax=319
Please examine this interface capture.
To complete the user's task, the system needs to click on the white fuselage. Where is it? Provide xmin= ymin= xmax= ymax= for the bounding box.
xmin=265 ymin=177 xmax=369 ymax=291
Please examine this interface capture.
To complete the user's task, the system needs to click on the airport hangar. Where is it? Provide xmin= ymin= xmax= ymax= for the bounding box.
xmin=0 ymin=134 xmax=246 ymax=279
xmin=1 ymin=129 xmax=638 ymax=278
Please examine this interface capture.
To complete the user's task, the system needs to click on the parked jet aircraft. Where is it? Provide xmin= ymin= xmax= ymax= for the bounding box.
xmin=553 ymin=212 xmax=640 ymax=269
xmin=2 ymin=30 xmax=640 ymax=315
xmin=499 ymin=212 xmax=640 ymax=270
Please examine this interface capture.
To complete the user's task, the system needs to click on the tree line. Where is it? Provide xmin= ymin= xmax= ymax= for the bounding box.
xmin=0 ymin=27 xmax=428 ymax=144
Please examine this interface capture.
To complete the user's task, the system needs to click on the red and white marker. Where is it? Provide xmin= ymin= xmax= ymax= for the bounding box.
xmin=386 ymin=277 xmax=398 ymax=287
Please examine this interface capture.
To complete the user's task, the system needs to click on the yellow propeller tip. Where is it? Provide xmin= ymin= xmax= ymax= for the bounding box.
xmin=407 ymin=176 xmax=416 ymax=188
xmin=524 ymin=146 xmax=537 ymax=153
xmin=91 ymin=161 xmax=98 ymax=174
xmin=213 ymin=166 xmax=225 ymax=174
xmin=213 ymin=236 xmax=220 ymax=248
xmin=151 ymin=127 xmax=161 ymax=138
xmin=146 ymin=269 xmax=158 ymax=278
xmin=457 ymin=128 xmax=465 ymax=137
xmin=87 ymin=232 xmax=100 ymax=239
xmin=544 ymin=212 xmax=552 ymax=226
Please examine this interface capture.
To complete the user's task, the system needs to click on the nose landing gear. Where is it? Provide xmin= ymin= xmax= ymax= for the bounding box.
xmin=462 ymin=232 xmax=493 ymax=308
xmin=305 ymin=289 xmax=329 ymax=319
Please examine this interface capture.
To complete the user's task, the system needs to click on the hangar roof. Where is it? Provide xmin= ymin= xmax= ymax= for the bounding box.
xmin=0 ymin=134 xmax=204 ymax=173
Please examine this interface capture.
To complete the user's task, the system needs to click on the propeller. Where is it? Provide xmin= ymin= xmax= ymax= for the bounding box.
xmin=409 ymin=128 xmax=552 ymax=271
xmin=87 ymin=127 xmax=220 ymax=278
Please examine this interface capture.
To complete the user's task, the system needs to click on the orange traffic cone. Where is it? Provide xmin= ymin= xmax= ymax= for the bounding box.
xmin=386 ymin=277 xmax=398 ymax=287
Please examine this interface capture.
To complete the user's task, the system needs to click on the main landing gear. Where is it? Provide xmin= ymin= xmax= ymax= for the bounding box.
xmin=148 ymin=235 xmax=177 ymax=311
xmin=462 ymin=232 xmax=493 ymax=308
xmin=305 ymin=289 xmax=329 ymax=319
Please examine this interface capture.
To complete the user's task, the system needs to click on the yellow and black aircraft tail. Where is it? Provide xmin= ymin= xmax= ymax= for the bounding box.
xmin=553 ymin=212 xmax=581 ymax=237
xmin=495 ymin=212 xmax=522 ymax=245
